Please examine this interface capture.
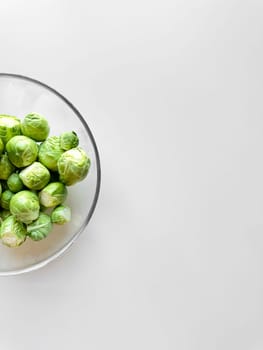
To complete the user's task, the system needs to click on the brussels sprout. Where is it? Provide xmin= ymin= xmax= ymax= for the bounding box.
xmin=39 ymin=182 xmax=67 ymax=208
xmin=60 ymin=131 xmax=79 ymax=151
xmin=1 ymin=190 xmax=14 ymax=210
xmin=0 ymin=138 xmax=4 ymax=156
xmin=19 ymin=162 xmax=50 ymax=190
xmin=0 ymin=210 xmax=11 ymax=221
xmin=0 ymin=215 xmax=26 ymax=247
xmin=38 ymin=136 xmax=64 ymax=171
xmin=0 ymin=115 xmax=21 ymax=144
xmin=10 ymin=190 xmax=40 ymax=224
xmin=0 ymin=154 xmax=15 ymax=180
xmin=21 ymin=113 xmax=50 ymax=141
xmin=27 ymin=212 xmax=52 ymax=241
xmin=7 ymin=173 xmax=24 ymax=193
xmin=51 ymin=205 xmax=71 ymax=225
xmin=6 ymin=135 xmax=38 ymax=168
xmin=58 ymin=147 xmax=90 ymax=186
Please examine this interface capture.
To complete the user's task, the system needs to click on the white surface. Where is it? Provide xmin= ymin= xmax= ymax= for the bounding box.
xmin=0 ymin=0 xmax=262 ymax=349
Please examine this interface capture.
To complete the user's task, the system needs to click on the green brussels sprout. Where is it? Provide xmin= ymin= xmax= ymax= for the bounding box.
xmin=0 ymin=215 xmax=26 ymax=247
xmin=0 ymin=210 xmax=11 ymax=221
xmin=6 ymin=135 xmax=38 ymax=168
xmin=58 ymin=147 xmax=90 ymax=186
xmin=39 ymin=182 xmax=67 ymax=208
xmin=19 ymin=162 xmax=50 ymax=190
xmin=0 ymin=153 xmax=15 ymax=180
xmin=38 ymin=136 xmax=64 ymax=171
xmin=0 ymin=115 xmax=21 ymax=144
xmin=0 ymin=138 xmax=4 ymax=156
xmin=7 ymin=173 xmax=24 ymax=193
xmin=51 ymin=205 xmax=71 ymax=225
xmin=10 ymin=190 xmax=40 ymax=224
xmin=21 ymin=113 xmax=50 ymax=141
xmin=1 ymin=190 xmax=14 ymax=210
xmin=27 ymin=212 xmax=52 ymax=241
xmin=60 ymin=131 xmax=79 ymax=151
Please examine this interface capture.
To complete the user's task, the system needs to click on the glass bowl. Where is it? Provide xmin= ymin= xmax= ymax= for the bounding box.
xmin=0 ymin=73 xmax=101 ymax=276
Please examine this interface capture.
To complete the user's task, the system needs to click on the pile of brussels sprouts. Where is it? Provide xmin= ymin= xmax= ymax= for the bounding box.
xmin=0 ymin=113 xmax=90 ymax=247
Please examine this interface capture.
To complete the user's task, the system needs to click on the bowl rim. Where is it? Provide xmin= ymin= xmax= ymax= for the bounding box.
xmin=0 ymin=73 xmax=101 ymax=276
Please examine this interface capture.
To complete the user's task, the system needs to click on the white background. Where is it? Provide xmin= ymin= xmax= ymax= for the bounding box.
xmin=0 ymin=1 xmax=262 ymax=349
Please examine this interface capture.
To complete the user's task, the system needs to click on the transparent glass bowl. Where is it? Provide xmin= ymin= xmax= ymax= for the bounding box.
xmin=0 ymin=73 xmax=101 ymax=276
